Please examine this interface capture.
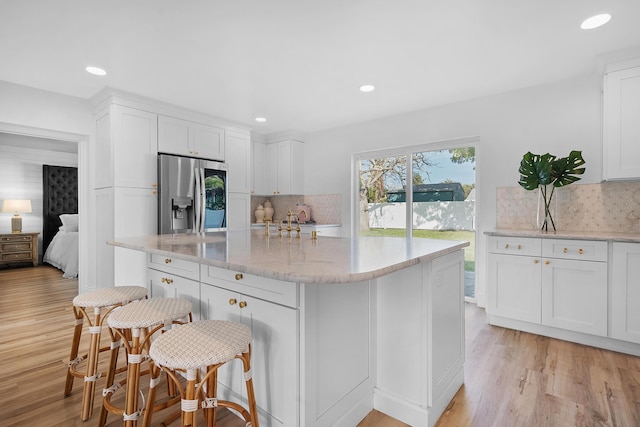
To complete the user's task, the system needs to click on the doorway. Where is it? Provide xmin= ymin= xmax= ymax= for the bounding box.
xmin=354 ymin=138 xmax=478 ymax=301
xmin=0 ymin=123 xmax=88 ymax=292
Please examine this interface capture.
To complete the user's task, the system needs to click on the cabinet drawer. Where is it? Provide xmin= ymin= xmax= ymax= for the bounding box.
xmin=487 ymin=236 xmax=541 ymax=256
xmin=201 ymin=264 xmax=298 ymax=308
xmin=1 ymin=235 xmax=32 ymax=243
xmin=542 ymin=239 xmax=607 ymax=262
xmin=1 ymin=252 xmax=32 ymax=262
xmin=1 ymin=242 xmax=32 ymax=252
xmin=148 ymin=254 xmax=200 ymax=281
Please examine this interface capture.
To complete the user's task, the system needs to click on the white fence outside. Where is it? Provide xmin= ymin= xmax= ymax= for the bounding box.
xmin=368 ymin=201 xmax=475 ymax=231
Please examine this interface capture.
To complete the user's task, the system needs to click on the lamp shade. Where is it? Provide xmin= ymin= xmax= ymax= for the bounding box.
xmin=2 ymin=199 xmax=32 ymax=214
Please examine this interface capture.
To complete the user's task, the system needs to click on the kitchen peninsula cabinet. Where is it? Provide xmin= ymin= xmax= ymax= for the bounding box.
xmin=611 ymin=242 xmax=640 ymax=344
xmin=200 ymin=281 xmax=298 ymax=427
xmin=147 ymin=254 xmax=201 ymax=320
xmin=603 ymin=59 xmax=640 ymax=180
xmin=109 ymin=231 xmax=468 ymax=427
xmin=158 ymin=115 xmax=225 ymax=161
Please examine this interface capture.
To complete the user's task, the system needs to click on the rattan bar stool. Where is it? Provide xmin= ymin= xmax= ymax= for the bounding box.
xmin=65 ymin=285 xmax=148 ymax=421
xmin=99 ymin=297 xmax=193 ymax=427
xmin=147 ymin=320 xmax=259 ymax=427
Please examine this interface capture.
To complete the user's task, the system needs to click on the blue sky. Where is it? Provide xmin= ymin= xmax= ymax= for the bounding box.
xmin=420 ymin=150 xmax=475 ymax=185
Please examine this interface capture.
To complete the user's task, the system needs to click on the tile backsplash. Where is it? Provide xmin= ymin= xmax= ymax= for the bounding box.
xmin=496 ymin=182 xmax=640 ymax=233
xmin=250 ymin=194 xmax=342 ymax=224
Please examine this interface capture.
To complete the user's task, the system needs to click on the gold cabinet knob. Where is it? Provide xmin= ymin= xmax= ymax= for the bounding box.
xmin=563 ymin=248 xmax=568 ymax=253
xmin=517 ymin=244 xmax=522 ymax=250
xmin=152 ymin=183 xmax=157 ymax=188
xmin=578 ymin=248 xmax=584 ymax=254
xmin=544 ymin=260 xmax=550 ymax=265
xmin=165 ymin=258 xmax=172 ymax=264
xmin=229 ymin=298 xmax=237 ymax=305
xmin=161 ymin=277 xmax=173 ymax=284
xmin=235 ymin=273 xmax=243 ymax=281
xmin=505 ymin=244 xmax=509 ymax=249
xmin=239 ymin=301 xmax=247 ymax=309
xmin=534 ymin=259 xmax=539 ymax=264
xmin=152 ymin=190 xmax=157 ymax=195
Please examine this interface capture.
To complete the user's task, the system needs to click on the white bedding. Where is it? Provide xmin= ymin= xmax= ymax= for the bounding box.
xmin=44 ymin=230 xmax=79 ymax=278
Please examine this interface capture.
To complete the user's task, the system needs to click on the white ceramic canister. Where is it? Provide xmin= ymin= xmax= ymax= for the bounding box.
xmin=255 ymin=204 xmax=265 ymax=223
xmin=264 ymin=199 xmax=274 ymax=221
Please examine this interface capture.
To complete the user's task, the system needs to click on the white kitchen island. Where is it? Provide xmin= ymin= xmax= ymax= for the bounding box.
xmin=108 ymin=231 xmax=469 ymax=427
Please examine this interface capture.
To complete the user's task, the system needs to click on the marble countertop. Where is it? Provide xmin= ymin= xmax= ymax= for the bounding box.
xmin=108 ymin=230 xmax=469 ymax=284
xmin=486 ymin=228 xmax=640 ymax=242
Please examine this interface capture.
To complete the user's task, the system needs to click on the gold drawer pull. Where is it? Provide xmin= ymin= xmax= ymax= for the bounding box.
xmin=534 ymin=259 xmax=539 ymax=264
xmin=235 ymin=273 xmax=243 ymax=281
xmin=578 ymin=248 xmax=584 ymax=254
xmin=517 ymin=245 xmax=522 ymax=250
xmin=563 ymin=248 xmax=568 ymax=253
xmin=505 ymin=244 xmax=509 ymax=249
xmin=239 ymin=301 xmax=247 ymax=309
xmin=161 ymin=277 xmax=173 ymax=284
xmin=164 ymin=258 xmax=172 ymax=264
xmin=544 ymin=260 xmax=550 ymax=265
xmin=229 ymin=298 xmax=237 ymax=305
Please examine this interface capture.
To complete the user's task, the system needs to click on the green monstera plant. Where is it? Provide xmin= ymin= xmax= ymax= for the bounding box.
xmin=518 ymin=150 xmax=586 ymax=232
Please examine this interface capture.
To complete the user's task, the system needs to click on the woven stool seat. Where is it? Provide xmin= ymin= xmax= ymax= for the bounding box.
xmin=108 ymin=297 xmax=193 ymax=330
xmin=150 ymin=320 xmax=251 ymax=370
xmin=99 ymin=297 xmax=193 ymax=427
xmin=147 ymin=320 xmax=259 ymax=427
xmin=73 ymin=286 xmax=147 ymax=308
xmin=65 ymin=285 xmax=148 ymax=421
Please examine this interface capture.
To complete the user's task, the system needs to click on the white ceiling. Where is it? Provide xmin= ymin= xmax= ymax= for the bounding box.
xmin=2 ymin=0 xmax=640 ymax=137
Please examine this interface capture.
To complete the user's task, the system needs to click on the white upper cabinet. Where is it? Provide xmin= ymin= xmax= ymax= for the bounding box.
xmin=158 ymin=115 xmax=225 ymax=161
xmin=95 ymin=104 xmax=158 ymax=189
xmin=225 ymin=130 xmax=251 ymax=194
xmin=252 ymin=141 xmax=268 ymax=195
xmin=603 ymin=60 xmax=640 ymax=180
xmin=266 ymin=139 xmax=304 ymax=195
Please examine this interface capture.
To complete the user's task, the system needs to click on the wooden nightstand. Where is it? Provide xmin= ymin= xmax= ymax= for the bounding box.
xmin=0 ymin=232 xmax=39 ymax=267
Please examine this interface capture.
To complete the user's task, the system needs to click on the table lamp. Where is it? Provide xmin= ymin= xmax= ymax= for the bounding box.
xmin=2 ymin=199 xmax=32 ymax=233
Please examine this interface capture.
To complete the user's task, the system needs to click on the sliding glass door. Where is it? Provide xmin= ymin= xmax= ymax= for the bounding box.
xmin=355 ymin=140 xmax=477 ymax=301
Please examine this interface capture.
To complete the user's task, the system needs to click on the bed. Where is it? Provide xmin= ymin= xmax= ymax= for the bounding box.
xmin=42 ymin=165 xmax=78 ymax=278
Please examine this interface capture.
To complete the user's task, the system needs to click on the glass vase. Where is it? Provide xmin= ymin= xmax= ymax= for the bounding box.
xmin=536 ymin=185 xmax=557 ymax=233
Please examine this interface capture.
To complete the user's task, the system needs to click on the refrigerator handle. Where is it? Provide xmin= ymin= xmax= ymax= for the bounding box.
xmin=194 ymin=166 xmax=202 ymax=232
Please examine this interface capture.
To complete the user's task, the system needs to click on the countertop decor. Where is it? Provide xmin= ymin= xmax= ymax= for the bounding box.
xmin=518 ymin=150 xmax=585 ymax=233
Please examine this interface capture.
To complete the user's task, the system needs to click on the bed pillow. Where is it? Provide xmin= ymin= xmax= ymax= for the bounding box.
xmin=59 ymin=214 xmax=79 ymax=232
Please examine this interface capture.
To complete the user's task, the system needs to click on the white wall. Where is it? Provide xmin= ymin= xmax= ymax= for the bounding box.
xmin=0 ymin=81 xmax=93 ymax=289
xmin=303 ymin=73 xmax=603 ymax=307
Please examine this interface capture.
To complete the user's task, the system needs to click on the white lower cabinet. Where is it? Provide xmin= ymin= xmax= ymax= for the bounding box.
xmin=611 ymin=242 xmax=640 ymax=344
xmin=488 ymin=236 xmax=608 ymax=337
xmin=541 ymin=257 xmax=607 ymax=336
xmin=147 ymin=256 xmax=201 ymax=320
xmin=200 ymin=269 xmax=298 ymax=427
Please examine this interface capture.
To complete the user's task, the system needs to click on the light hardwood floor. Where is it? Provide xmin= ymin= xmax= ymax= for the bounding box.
xmin=2 ymin=265 xmax=640 ymax=426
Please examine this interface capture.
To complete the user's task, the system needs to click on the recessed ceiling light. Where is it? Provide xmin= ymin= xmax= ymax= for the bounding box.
xmin=255 ymin=117 xmax=267 ymax=123
xmin=86 ymin=66 xmax=107 ymax=76
xmin=581 ymin=13 xmax=611 ymax=30
xmin=359 ymin=84 xmax=375 ymax=93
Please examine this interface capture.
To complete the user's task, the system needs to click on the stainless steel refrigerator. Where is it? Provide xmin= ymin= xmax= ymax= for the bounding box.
xmin=158 ymin=153 xmax=227 ymax=234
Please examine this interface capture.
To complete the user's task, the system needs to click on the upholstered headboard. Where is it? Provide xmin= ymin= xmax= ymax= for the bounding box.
xmin=42 ymin=165 xmax=78 ymax=254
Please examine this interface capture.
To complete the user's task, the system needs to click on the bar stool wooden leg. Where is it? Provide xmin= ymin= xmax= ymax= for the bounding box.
xmin=64 ymin=305 xmax=84 ymax=396
xmin=203 ymin=366 xmax=217 ymax=427
xmin=80 ymin=307 xmax=103 ymax=420
xmin=98 ymin=327 xmax=123 ymax=427
xmin=241 ymin=345 xmax=259 ymax=427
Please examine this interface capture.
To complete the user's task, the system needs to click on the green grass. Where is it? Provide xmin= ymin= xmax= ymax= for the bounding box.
xmin=361 ymin=228 xmax=476 ymax=272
